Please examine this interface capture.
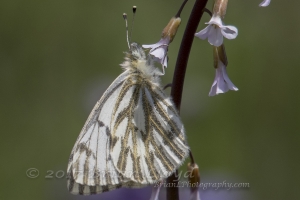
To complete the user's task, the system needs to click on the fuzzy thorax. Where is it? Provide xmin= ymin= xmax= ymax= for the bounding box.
xmin=120 ymin=43 xmax=161 ymax=87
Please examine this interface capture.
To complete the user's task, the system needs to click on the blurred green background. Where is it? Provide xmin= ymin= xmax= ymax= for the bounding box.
xmin=1 ymin=0 xmax=299 ymax=199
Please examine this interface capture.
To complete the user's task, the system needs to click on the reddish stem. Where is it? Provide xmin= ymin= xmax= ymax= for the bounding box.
xmin=167 ymin=0 xmax=208 ymax=200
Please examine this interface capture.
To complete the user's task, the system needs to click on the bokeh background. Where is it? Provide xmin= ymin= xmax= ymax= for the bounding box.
xmin=1 ymin=0 xmax=299 ymax=199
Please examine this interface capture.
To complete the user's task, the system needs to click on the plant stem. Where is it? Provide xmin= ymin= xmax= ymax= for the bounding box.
xmin=167 ymin=0 xmax=208 ymax=200
xmin=170 ymin=0 xmax=208 ymax=111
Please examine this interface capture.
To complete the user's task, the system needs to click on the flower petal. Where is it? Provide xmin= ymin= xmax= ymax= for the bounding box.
xmin=142 ymin=44 xmax=156 ymax=49
xmin=259 ymin=0 xmax=271 ymax=7
xmin=195 ymin=25 xmax=212 ymax=40
xmin=209 ymin=89 xmax=217 ymax=97
xmin=149 ymin=182 xmax=163 ymax=200
xmin=220 ymin=25 xmax=238 ymax=39
xmin=190 ymin=189 xmax=201 ymax=200
xmin=150 ymin=46 xmax=165 ymax=60
xmin=163 ymin=55 xmax=168 ymax=67
xmin=216 ymin=68 xmax=229 ymax=94
xmin=209 ymin=69 xmax=220 ymax=96
xmin=221 ymin=66 xmax=238 ymax=91
xmin=209 ymin=82 xmax=218 ymax=96
xmin=209 ymin=62 xmax=238 ymax=96
xmin=207 ymin=15 xmax=223 ymax=27
xmin=143 ymin=38 xmax=169 ymax=68
xmin=151 ymin=46 xmax=168 ymax=67
xmin=208 ymin=27 xmax=223 ymax=47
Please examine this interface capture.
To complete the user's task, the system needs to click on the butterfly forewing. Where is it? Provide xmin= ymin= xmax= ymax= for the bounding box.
xmin=67 ymin=71 xmax=144 ymax=195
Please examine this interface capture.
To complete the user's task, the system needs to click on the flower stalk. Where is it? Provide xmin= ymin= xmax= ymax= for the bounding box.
xmin=170 ymin=0 xmax=208 ymax=111
xmin=167 ymin=0 xmax=208 ymax=200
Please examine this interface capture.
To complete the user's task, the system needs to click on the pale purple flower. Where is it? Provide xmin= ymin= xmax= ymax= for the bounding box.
xmin=209 ymin=60 xmax=238 ymax=96
xmin=143 ymin=17 xmax=181 ymax=74
xmin=149 ymin=182 xmax=163 ymax=200
xmin=195 ymin=15 xmax=238 ymax=47
xmin=142 ymin=37 xmax=169 ymax=73
xmin=190 ymin=189 xmax=201 ymax=200
xmin=259 ymin=0 xmax=271 ymax=7
xmin=187 ymin=163 xmax=201 ymax=200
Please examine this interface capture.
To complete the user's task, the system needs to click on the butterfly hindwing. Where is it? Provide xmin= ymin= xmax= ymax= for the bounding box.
xmin=110 ymin=72 xmax=189 ymax=184
xmin=144 ymin=86 xmax=188 ymax=174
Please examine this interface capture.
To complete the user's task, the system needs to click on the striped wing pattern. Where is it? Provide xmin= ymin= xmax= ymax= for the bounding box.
xmin=110 ymin=73 xmax=189 ymax=184
xmin=67 ymin=71 xmax=144 ymax=195
xmin=67 ymin=68 xmax=189 ymax=195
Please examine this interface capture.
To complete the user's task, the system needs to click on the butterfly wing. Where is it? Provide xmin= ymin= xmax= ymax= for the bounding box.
xmin=67 ymin=70 xmax=144 ymax=195
xmin=110 ymin=75 xmax=189 ymax=184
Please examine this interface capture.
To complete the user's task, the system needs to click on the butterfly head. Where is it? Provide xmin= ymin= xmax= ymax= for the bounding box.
xmin=121 ymin=42 xmax=149 ymax=72
xmin=121 ymin=42 xmax=161 ymax=81
xmin=129 ymin=42 xmax=146 ymax=61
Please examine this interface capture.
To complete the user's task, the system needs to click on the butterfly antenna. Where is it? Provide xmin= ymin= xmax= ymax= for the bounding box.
xmin=129 ymin=6 xmax=137 ymax=45
xmin=123 ymin=13 xmax=130 ymax=50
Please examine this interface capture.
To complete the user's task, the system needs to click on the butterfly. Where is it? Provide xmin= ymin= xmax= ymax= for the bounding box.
xmin=67 ymin=42 xmax=189 ymax=195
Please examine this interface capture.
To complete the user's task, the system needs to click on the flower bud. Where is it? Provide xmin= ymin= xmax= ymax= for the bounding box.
xmin=213 ymin=44 xmax=228 ymax=69
xmin=187 ymin=163 xmax=200 ymax=193
xmin=162 ymin=17 xmax=181 ymax=43
xmin=213 ymin=0 xmax=228 ymax=18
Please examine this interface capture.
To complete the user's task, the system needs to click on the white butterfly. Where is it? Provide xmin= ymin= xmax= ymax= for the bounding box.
xmin=67 ymin=42 xmax=189 ymax=195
